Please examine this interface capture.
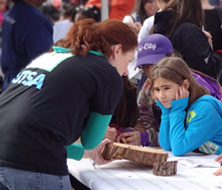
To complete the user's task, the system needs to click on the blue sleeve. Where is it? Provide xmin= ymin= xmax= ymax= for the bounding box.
xmin=156 ymin=100 xmax=171 ymax=150
xmin=81 ymin=112 xmax=112 ymax=150
xmin=169 ymin=98 xmax=221 ymax=156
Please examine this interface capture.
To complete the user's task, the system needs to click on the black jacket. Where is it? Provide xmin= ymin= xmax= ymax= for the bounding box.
xmin=154 ymin=10 xmax=222 ymax=80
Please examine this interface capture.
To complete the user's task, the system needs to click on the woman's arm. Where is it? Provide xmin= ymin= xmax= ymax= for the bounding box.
xmin=81 ymin=112 xmax=112 ymax=150
xmin=66 ymin=138 xmax=112 ymax=165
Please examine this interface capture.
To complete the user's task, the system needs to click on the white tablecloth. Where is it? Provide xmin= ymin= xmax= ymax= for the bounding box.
xmin=67 ymin=152 xmax=222 ymax=190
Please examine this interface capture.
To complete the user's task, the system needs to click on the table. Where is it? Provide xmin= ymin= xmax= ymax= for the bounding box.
xmin=67 ymin=152 xmax=222 ymax=190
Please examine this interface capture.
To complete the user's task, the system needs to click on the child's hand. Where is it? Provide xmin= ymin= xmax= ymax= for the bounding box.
xmin=117 ymin=131 xmax=141 ymax=146
xmin=175 ymin=86 xmax=189 ymax=100
xmin=213 ymin=167 xmax=222 ymax=176
xmin=215 ymin=153 xmax=222 ymax=163
xmin=213 ymin=154 xmax=222 ymax=176
xmin=105 ymin=126 xmax=117 ymax=142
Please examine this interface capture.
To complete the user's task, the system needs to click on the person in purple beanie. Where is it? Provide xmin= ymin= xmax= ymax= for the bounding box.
xmin=105 ymin=33 xmax=221 ymax=147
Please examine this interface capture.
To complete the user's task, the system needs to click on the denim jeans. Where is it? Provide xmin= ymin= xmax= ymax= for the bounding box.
xmin=0 ymin=166 xmax=72 ymax=190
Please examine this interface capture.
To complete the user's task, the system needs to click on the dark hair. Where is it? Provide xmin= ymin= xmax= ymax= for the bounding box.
xmin=162 ymin=0 xmax=178 ymax=11
xmin=178 ymin=0 xmax=203 ymax=27
xmin=150 ymin=57 xmax=209 ymax=107
xmin=57 ymin=19 xmax=138 ymax=58
xmin=138 ymin=0 xmax=150 ymax=24
xmin=72 ymin=5 xmax=101 ymax=22
xmin=165 ymin=0 xmax=203 ymax=38
xmin=61 ymin=2 xmax=77 ymax=19
xmin=111 ymin=76 xmax=139 ymax=128
xmin=38 ymin=4 xmax=60 ymax=24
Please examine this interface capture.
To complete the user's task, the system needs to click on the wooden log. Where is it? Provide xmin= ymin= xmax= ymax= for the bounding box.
xmin=102 ymin=142 xmax=168 ymax=166
xmin=153 ymin=161 xmax=178 ymax=176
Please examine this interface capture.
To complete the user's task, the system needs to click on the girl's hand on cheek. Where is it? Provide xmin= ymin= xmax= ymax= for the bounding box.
xmin=176 ymin=86 xmax=189 ymax=100
xmin=180 ymin=85 xmax=189 ymax=98
xmin=175 ymin=87 xmax=180 ymax=100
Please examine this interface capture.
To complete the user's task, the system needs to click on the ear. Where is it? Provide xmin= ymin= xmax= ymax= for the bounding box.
xmin=112 ymin=44 xmax=122 ymax=60
xmin=183 ymin=79 xmax=190 ymax=90
xmin=122 ymin=72 xmax=127 ymax=76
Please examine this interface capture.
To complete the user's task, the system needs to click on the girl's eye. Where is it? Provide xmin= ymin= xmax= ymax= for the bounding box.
xmin=164 ymin=87 xmax=170 ymax=90
xmin=154 ymin=88 xmax=160 ymax=92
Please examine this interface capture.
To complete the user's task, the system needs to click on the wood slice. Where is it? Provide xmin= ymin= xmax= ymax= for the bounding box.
xmin=102 ymin=142 xmax=168 ymax=166
xmin=153 ymin=161 xmax=178 ymax=176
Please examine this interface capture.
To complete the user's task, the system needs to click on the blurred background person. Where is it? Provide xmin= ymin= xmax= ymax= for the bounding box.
xmin=53 ymin=2 xmax=76 ymax=43
xmin=123 ymin=0 xmax=158 ymax=24
xmin=138 ymin=0 xmax=171 ymax=43
xmin=202 ymin=0 xmax=222 ymax=53
xmin=124 ymin=0 xmax=159 ymax=88
xmin=0 ymin=0 xmax=6 ymax=26
xmin=1 ymin=0 xmax=53 ymax=92
xmin=153 ymin=0 xmax=222 ymax=82
xmin=73 ymin=4 xmax=101 ymax=22
xmin=38 ymin=3 xmax=60 ymax=25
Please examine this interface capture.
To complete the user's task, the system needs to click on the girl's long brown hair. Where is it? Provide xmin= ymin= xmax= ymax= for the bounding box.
xmin=150 ymin=57 xmax=209 ymax=107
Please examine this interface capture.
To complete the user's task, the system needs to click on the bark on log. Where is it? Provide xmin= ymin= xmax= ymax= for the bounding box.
xmin=102 ymin=142 xmax=168 ymax=166
xmin=153 ymin=161 xmax=178 ymax=176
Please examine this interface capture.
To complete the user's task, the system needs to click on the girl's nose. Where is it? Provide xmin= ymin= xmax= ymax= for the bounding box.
xmin=159 ymin=91 xmax=166 ymax=99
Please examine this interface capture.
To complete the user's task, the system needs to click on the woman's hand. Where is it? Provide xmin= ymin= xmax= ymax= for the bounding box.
xmin=84 ymin=138 xmax=113 ymax=165
xmin=117 ymin=131 xmax=141 ymax=146
xmin=105 ymin=126 xmax=117 ymax=142
xmin=213 ymin=154 xmax=222 ymax=176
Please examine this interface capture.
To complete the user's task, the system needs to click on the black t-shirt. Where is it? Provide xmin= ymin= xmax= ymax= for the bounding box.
xmin=0 ymin=52 xmax=123 ymax=175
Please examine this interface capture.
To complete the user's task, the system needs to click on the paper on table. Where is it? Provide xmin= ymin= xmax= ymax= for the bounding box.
xmin=167 ymin=151 xmax=219 ymax=168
